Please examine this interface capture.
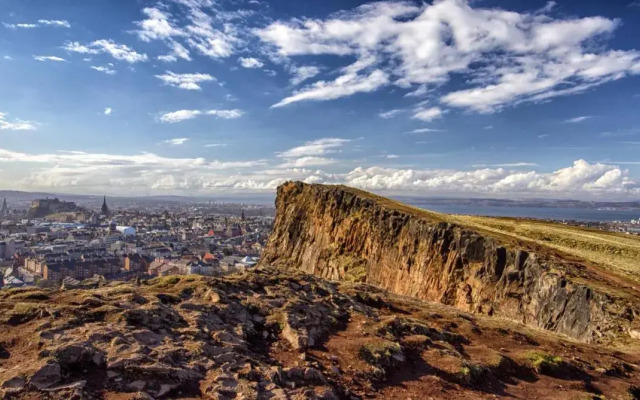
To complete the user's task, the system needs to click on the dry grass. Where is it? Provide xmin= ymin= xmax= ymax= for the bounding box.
xmin=330 ymin=184 xmax=640 ymax=285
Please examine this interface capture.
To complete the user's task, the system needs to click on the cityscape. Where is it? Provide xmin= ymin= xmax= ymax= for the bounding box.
xmin=0 ymin=195 xmax=274 ymax=288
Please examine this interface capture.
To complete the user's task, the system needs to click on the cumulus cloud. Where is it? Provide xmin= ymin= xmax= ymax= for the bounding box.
xmin=63 ymin=40 xmax=148 ymax=63
xmin=33 ymin=55 xmax=66 ymax=62
xmin=135 ymin=7 xmax=185 ymax=42
xmin=133 ymin=1 xmax=240 ymax=60
xmin=256 ymin=0 xmax=640 ymax=113
xmin=0 ymin=141 xmax=637 ymax=198
xmin=159 ymin=109 xmax=244 ymax=123
xmin=238 ymin=57 xmax=263 ymax=68
xmin=342 ymin=159 xmax=638 ymax=198
xmin=155 ymin=71 xmax=215 ymax=90
xmin=104 ymin=108 xmax=112 ymax=115
xmin=0 ymin=113 xmax=37 ymax=131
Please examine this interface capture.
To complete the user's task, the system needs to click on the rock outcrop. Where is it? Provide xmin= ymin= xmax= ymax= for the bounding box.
xmin=2 ymin=267 xmax=640 ymax=399
xmin=262 ymin=181 xmax=640 ymax=343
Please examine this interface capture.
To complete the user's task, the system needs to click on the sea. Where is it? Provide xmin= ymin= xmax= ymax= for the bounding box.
xmin=402 ymin=201 xmax=640 ymax=223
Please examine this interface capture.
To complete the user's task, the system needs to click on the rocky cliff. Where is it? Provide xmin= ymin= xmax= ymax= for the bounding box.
xmin=262 ymin=182 xmax=640 ymax=344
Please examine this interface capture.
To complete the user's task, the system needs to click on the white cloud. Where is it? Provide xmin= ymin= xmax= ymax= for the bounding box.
xmin=3 ymin=56 xmax=13 ymax=60
xmin=238 ymin=57 xmax=263 ymax=68
xmin=289 ymin=65 xmax=320 ymax=86
xmin=33 ymin=55 xmax=66 ymax=62
xmin=205 ymin=143 xmax=227 ymax=147
xmin=162 ymin=137 xmax=190 ymax=145
xmin=63 ymin=40 xmax=147 ymax=63
xmin=257 ymin=0 xmax=640 ymax=113
xmin=3 ymin=23 xmax=37 ymax=29
xmin=412 ymin=107 xmax=443 ymax=122
xmin=279 ymin=156 xmax=336 ymax=168
xmin=133 ymin=1 xmax=240 ymax=60
xmin=135 ymin=8 xmax=185 ymax=42
xmin=472 ymin=162 xmax=538 ymax=167
xmin=342 ymin=159 xmax=638 ymax=198
xmin=159 ymin=108 xmax=243 ymax=123
xmin=91 ymin=65 xmax=117 ymax=75
xmin=277 ymin=137 xmax=350 ymax=158
xmin=0 ymin=147 xmax=269 ymax=194
xmin=160 ymin=110 xmax=202 ymax=123
xmin=104 ymin=108 xmax=112 ymax=115
xmin=0 ymin=112 xmax=37 ymax=131
xmin=272 ymin=69 xmax=389 ymax=107
xmin=38 ymin=20 xmax=70 ymax=28
xmin=407 ymin=128 xmax=444 ymax=134
xmin=4 ymin=20 xmax=70 ymax=29
xmin=157 ymin=41 xmax=191 ymax=62
xmin=379 ymin=109 xmax=404 ymax=119
xmin=0 ymin=142 xmax=638 ymax=198
xmin=563 ymin=116 xmax=593 ymax=123
xmin=155 ymin=71 xmax=215 ymax=90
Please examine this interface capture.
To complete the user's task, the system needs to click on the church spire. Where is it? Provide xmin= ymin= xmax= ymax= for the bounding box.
xmin=101 ymin=196 xmax=109 ymax=216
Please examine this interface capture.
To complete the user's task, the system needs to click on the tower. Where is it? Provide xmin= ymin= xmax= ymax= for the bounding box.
xmin=0 ymin=198 xmax=7 ymax=215
xmin=101 ymin=196 xmax=109 ymax=216
xmin=241 ymin=208 xmax=245 ymax=221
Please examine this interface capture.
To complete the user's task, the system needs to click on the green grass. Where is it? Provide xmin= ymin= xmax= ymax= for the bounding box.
xmin=359 ymin=340 xmax=404 ymax=367
xmin=524 ymin=351 xmax=563 ymax=373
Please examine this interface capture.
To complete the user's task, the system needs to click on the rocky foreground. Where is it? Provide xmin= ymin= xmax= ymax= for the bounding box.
xmin=0 ymin=268 xmax=639 ymax=399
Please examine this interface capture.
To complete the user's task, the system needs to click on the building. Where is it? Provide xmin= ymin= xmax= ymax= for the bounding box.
xmin=116 ymin=226 xmax=136 ymax=236
xmin=101 ymin=196 xmax=110 ymax=216
xmin=0 ymin=198 xmax=7 ymax=216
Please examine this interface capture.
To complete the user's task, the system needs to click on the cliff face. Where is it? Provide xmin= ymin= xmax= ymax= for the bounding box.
xmin=262 ymin=182 xmax=640 ymax=343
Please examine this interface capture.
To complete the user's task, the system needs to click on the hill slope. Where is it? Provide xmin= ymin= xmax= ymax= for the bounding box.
xmin=1 ymin=269 xmax=640 ymax=399
xmin=262 ymin=182 xmax=640 ymax=344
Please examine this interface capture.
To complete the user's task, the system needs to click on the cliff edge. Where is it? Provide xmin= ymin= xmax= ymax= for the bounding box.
xmin=262 ymin=181 xmax=640 ymax=344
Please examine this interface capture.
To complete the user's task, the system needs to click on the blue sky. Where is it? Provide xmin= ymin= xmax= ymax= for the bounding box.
xmin=1 ymin=0 xmax=640 ymax=199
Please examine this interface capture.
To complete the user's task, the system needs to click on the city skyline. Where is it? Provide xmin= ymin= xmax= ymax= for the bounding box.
xmin=1 ymin=0 xmax=640 ymax=199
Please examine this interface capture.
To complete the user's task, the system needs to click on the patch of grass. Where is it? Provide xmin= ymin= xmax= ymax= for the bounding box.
xmin=458 ymin=361 xmax=490 ymax=385
xmin=10 ymin=291 xmax=50 ymax=301
xmin=2 ymin=302 xmax=43 ymax=325
xmin=377 ymin=316 xmax=433 ymax=339
xmin=149 ymin=276 xmax=181 ymax=287
xmin=524 ymin=351 xmax=563 ymax=374
xmin=359 ymin=340 xmax=405 ymax=368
